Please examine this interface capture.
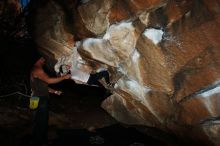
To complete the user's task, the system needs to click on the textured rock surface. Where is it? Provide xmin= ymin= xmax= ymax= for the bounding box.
xmin=178 ymin=93 xmax=220 ymax=125
xmin=78 ymin=0 xmax=112 ymax=35
xmin=30 ymin=0 xmax=220 ymax=145
xmin=0 ymin=84 xmax=117 ymax=146
xmin=0 ymin=0 xmax=21 ymax=37
xmin=29 ymin=0 xmax=75 ymax=60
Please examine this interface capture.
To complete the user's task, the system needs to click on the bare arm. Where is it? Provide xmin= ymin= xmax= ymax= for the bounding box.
xmin=33 ymin=67 xmax=70 ymax=84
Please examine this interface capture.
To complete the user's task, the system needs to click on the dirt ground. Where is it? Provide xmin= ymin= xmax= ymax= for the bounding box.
xmin=0 ymin=80 xmax=169 ymax=146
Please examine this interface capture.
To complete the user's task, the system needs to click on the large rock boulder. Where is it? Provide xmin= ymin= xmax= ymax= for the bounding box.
xmin=29 ymin=0 xmax=220 ymax=145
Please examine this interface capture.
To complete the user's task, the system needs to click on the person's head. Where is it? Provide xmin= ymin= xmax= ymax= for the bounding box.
xmin=59 ymin=64 xmax=71 ymax=75
xmin=35 ymin=57 xmax=45 ymax=66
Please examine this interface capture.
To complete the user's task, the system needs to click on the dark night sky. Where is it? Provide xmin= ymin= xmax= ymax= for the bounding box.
xmin=0 ymin=38 xmax=38 ymax=71
xmin=0 ymin=37 xmax=39 ymax=94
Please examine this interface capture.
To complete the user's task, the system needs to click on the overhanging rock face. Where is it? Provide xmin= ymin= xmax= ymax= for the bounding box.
xmin=30 ymin=0 xmax=220 ymax=145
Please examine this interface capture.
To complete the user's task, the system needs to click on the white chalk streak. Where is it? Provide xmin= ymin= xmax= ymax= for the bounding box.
xmin=143 ymin=28 xmax=164 ymax=44
xmin=200 ymin=86 xmax=220 ymax=98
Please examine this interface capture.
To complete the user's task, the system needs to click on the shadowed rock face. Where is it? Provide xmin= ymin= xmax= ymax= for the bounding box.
xmin=0 ymin=0 xmax=21 ymax=37
xmin=28 ymin=0 xmax=220 ymax=145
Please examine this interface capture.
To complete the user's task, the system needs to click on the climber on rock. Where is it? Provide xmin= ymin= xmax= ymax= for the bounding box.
xmin=55 ymin=36 xmax=113 ymax=90
xmin=59 ymin=63 xmax=111 ymax=89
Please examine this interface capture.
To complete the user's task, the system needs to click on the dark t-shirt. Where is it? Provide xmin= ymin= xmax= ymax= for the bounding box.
xmin=30 ymin=77 xmax=49 ymax=97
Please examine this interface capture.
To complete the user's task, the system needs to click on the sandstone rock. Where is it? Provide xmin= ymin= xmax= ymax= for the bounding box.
xmin=136 ymin=32 xmax=173 ymax=94
xmin=202 ymin=0 xmax=220 ymax=15
xmin=177 ymin=90 xmax=220 ymax=125
xmin=102 ymin=75 xmax=174 ymax=127
xmin=109 ymin=0 xmax=167 ymax=24
xmin=53 ymin=0 xmax=92 ymax=40
xmin=54 ymin=41 xmax=105 ymax=77
xmin=80 ymin=38 xmax=120 ymax=67
xmin=108 ymin=0 xmax=131 ymax=23
xmin=118 ymin=49 xmax=145 ymax=85
xmin=79 ymin=21 xmax=139 ymax=67
xmin=30 ymin=0 xmax=74 ymax=60
xmin=202 ymin=121 xmax=220 ymax=146
xmin=102 ymin=90 xmax=160 ymax=126
xmin=72 ymin=9 xmax=95 ymax=40
xmin=159 ymin=1 xmax=220 ymax=102
xmin=78 ymin=0 xmax=113 ymax=35
xmin=173 ymin=46 xmax=220 ymax=102
xmin=178 ymin=119 xmax=220 ymax=146
xmin=138 ymin=0 xmax=192 ymax=28
xmin=126 ymin=0 xmax=167 ymax=14
xmin=27 ymin=0 xmax=220 ymax=145
xmin=138 ymin=11 xmax=150 ymax=26
xmin=103 ymin=22 xmax=138 ymax=59
xmin=164 ymin=0 xmax=193 ymax=27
